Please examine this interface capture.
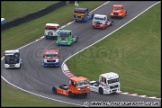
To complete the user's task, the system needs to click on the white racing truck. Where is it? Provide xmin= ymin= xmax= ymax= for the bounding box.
xmin=4 ymin=50 xmax=22 ymax=69
xmin=92 ymin=14 xmax=113 ymax=29
xmin=44 ymin=23 xmax=61 ymax=39
xmin=89 ymin=72 xmax=120 ymax=94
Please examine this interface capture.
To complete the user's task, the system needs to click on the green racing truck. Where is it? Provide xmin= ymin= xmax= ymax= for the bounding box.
xmin=56 ymin=30 xmax=78 ymax=46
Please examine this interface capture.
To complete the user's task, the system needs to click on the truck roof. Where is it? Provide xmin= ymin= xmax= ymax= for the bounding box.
xmin=100 ymin=72 xmax=119 ymax=80
xmin=5 ymin=50 xmax=19 ymax=54
xmin=45 ymin=23 xmax=59 ymax=27
xmin=113 ymin=4 xmax=123 ymax=7
xmin=59 ymin=30 xmax=71 ymax=32
xmin=70 ymin=76 xmax=88 ymax=82
xmin=94 ymin=14 xmax=107 ymax=18
xmin=74 ymin=8 xmax=88 ymax=11
xmin=44 ymin=50 xmax=58 ymax=53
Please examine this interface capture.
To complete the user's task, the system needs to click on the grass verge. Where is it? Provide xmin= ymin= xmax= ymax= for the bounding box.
xmin=1 ymin=1 xmax=105 ymax=107
xmin=67 ymin=3 xmax=161 ymax=98
xmin=1 ymin=1 xmax=59 ymax=22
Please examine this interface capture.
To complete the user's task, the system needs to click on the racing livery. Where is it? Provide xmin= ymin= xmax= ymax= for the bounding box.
xmin=92 ymin=14 xmax=113 ymax=29
xmin=44 ymin=23 xmax=61 ymax=39
xmin=110 ymin=4 xmax=127 ymax=18
xmin=89 ymin=72 xmax=120 ymax=94
xmin=42 ymin=49 xmax=59 ymax=67
xmin=56 ymin=30 xmax=78 ymax=46
xmin=4 ymin=50 xmax=22 ymax=69
xmin=73 ymin=8 xmax=94 ymax=22
xmin=52 ymin=76 xmax=90 ymax=98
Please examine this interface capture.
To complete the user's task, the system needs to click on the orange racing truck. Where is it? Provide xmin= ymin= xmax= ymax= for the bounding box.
xmin=110 ymin=4 xmax=127 ymax=18
xmin=52 ymin=76 xmax=90 ymax=98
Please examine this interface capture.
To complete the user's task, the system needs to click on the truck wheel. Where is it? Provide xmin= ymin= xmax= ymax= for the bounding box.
xmin=110 ymin=21 xmax=113 ymax=26
xmin=76 ymin=37 xmax=78 ymax=42
xmin=68 ymin=91 xmax=74 ymax=98
xmin=92 ymin=14 xmax=94 ymax=19
xmin=125 ymin=10 xmax=127 ymax=16
xmin=99 ymin=87 xmax=103 ymax=94
xmin=52 ymin=87 xmax=57 ymax=94
xmin=83 ymin=93 xmax=88 ymax=97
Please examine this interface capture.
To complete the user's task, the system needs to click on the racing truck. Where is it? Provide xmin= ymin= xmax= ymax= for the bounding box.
xmin=73 ymin=8 xmax=94 ymax=22
xmin=56 ymin=30 xmax=78 ymax=46
xmin=4 ymin=50 xmax=22 ymax=69
xmin=89 ymin=72 xmax=120 ymax=94
xmin=110 ymin=4 xmax=127 ymax=18
xmin=42 ymin=49 xmax=59 ymax=67
xmin=44 ymin=23 xmax=61 ymax=39
xmin=92 ymin=14 xmax=113 ymax=29
xmin=52 ymin=76 xmax=90 ymax=98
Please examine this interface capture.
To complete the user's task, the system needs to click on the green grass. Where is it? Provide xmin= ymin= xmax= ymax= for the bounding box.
xmin=1 ymin=1 xmax=105 ymax=107
xmin=1 ymin=1 xmax=59 ymax=22
xmin=1 ymin=80 xmax=74 ymax=107
xmin=1 ymin=1 xmax=105 ymax=56
xmin=67 ymin=3 xmax=161 ymax=97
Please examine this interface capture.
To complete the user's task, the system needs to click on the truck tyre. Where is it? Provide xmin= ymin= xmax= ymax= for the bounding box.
xmin=52 ymin=87 xmax=57 ymax=94
xmin=110 ymin=21 xmax=113 ymax=26
xmin=84 ymin=93 xmax=88 ymax=97
xmin=68 ymin=91 xmax=74 ymax=98
xmin=99 ymin=87 xmax=103 ymax=94
xmin=125 ymin=10 xmax=127 ymax=16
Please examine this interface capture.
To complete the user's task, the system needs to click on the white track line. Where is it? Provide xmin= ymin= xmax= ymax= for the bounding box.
xmin=1 ymin=1 xmax=110 ymax=107
xmin=61 ymin=1 xmax=161 ymax=101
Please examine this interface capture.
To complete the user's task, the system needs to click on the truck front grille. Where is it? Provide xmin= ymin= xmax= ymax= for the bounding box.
xmin=47 ymin=60 xmax=56 ymax=62
xmin=114 ymin=12 xmax=118 ymax=16
xmin=110 ymin=85 xmax=118 ymax=89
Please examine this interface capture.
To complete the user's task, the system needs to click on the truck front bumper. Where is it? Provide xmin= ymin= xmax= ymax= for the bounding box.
xmin=43 ymin=62 xmax=59 ymax=67
xmin=45 ymin=35 xmax=57 ymax=39
xmin=104 ymin=88 xmax=120 ymax=94
xmin=92 ymin=25 xmax=105 ymax=29
xmin=4 ymin=63 xmax=21 ymax=68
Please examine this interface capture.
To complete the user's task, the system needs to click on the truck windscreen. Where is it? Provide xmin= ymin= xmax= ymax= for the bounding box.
xmin=5 ymin=53 xmax=19 ymax=59
xmin=108 ymin=78 xmax=119 ymax=84
xmin=74 ymin=11 xmax=85 ymax=14
xmin=76 ymin=80 xmax=89 ymax=86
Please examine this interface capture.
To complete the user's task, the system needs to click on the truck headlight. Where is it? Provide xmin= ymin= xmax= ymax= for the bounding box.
xmin=55 ymin=59 xmax=59 ymax=63
xmin=44 ymin=59 xmax=47 ymax=62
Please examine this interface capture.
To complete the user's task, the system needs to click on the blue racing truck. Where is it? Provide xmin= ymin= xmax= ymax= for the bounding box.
xmin=73 ymin=8 xmax=94 ymax=22
xmin=4 ymin=50 xmax=22 ymax=69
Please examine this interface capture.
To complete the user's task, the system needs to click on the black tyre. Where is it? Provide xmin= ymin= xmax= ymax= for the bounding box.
xmin=52 ymin=87 xmax=57 ymax=94
xmin=83 ymin=93 xmax=88 ymax=97
xmin=75 ymin=37 xmax=78 ymax=42
xmin=99 ymin=87 xmax=103 ymax=94
xmin=92 ymin=14 xmax=94 ymax=19
xmin=68 ymin=91 xmax=74 ymax=98
xmin=110 ymin=21 xmax=113 ymax=26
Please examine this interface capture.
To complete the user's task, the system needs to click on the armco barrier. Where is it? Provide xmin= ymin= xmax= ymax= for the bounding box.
xmin=1 ymin=1 xmax=66 ymax=31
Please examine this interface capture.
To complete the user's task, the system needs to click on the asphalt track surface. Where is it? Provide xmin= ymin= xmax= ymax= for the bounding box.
xmin=1 ymin=1 xmax=161 ymax=107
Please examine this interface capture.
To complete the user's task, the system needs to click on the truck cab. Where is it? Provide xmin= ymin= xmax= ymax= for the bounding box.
xmin=90 ymin=72 xmax=120 ymax=94
xmin=56 ymin=30 xmax=78 ymax=46
xmin=92 ymin=14 xmax=113 ymax=29
xmin=110 ymin=4 xmax=127 ymax=18
xmin=44 ymin=23 xmax=60 ymax=39
xmin=73 ymin=8 xmax=93 ymax=22
xmin=43 ymin=49 xmax=59 ymax=67
xmin=4 ymin=50 xmax=22 ymax=68
xmin=52 ymin=76 xmax=90 ymax=98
